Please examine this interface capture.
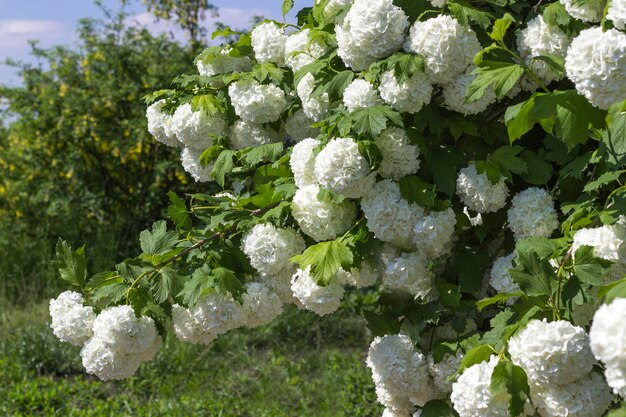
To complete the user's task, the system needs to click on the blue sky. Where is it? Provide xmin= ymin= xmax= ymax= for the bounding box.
xmin=0 ymin=0 xmax=311 ymax=85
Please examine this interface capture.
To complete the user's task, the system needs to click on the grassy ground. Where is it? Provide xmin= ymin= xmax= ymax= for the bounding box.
xmin=0 ymin=302 xmax=381 ymax=417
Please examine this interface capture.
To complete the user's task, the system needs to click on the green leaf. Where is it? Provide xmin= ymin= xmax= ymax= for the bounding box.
xmin=211 ymin=149 xmax=237 ymax=187
xmin=357 ymin=140 xmax=383 ymax=171
xmin=489 ymin=145 xmax=528 ymax=180
xmin=153 ymin=267 xmax=183 ymax=304
xmin=467 ymin=62 xmax=524 ymax=102
xmin=348 ymin=105 xmax=403 ymax=137
xmin=239 ymin=142 xmax=284 ymax=169
xmin=190 ymin=94 xmax=224 ymax=116
xmin=179 ymin=266 xmax=212 ymax=307
xmin=607 ymin=403 xmax=626 ymax=417
xmin=363 ymin=310 xmax=401 ymax=337
xmin=200 ymin=145 xmax=223 ymax=167
xmin=490 ymin=360 xmax=531 ymax=416
xmin=583 ymin=170 xmax=625 ymax=193
xmin=476 ymin=293 xmax=521 ymax=311
xmin=421 ymin=399 xmax=458 ymax=417
xmin=505 ymin=95 xmax=536 ymax=143
xmin=291 ymin=240 xmax=353 ymax=286
xmin=139 ymin=220 xmax=178 ymax=256
xmin=253 ymin=62 xmax=285 ymax=84
xmin=458 ymin=344 xmax=495 ymax=373
xmin=573 ymin=245 xmax=612 ymax=286
xmin=282 ymin=0 xmax=294 ymax=17
xmin=532 ymin=55 xmax=565 ymax=79
xmin=490 ymin=14 xmax=515 ymax=42
xmin=542 ymin=1 xmax=572 ymax=26
xmin=167 ymin=192 xmax=192 ymax=230
xmin=520 ymin=150 xmax=553 ymax=185
xmin=603 ymin=100 xmax=626 ymax=166
xmin=91 ymin=282 xmax=127 ymax=304
xmin=398 ymin=175 xmax=437 ymax=209
xmin=510 ymin=249 xmax=555 ymax=297
xmin=211 ymin=267 xmax=245 ymax=303
xmin=387 ymin=52 xmax=425 ymax=82
xmin=314 ymin=70 xmax=353 ymax=101
xmin=53 ymin=239 xmax=87 ymax=288
xmin=446 ymin=116 xmax=479 ymax=140
xmin=448 ymin=0 xmax=494 ymax=29
xmin=599 ymin=277 xmax=626 ymax=304
xmin=515 ymin=237 xmax=560 ymax=259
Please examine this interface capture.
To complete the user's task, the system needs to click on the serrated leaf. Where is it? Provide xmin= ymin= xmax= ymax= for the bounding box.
xmin=598 ymin=277 xmax=626 ymax=303
xmin=573 ymin=245 xmax=612 ymax=285
xmin=583 ymin=170 xmax=625 ymax=193
xmin=467 ymin=62 xmax=524 ymax=102
xmin=515 ymin=237 xmax=560 ymax=259
xmin=357 ymin=140 xmax=383 ymax=171
xmin=153 ymin=267 xmax=183 ymax=304
xmin=520 ymin=150 xmax=553 ymax=185
xmin=476 ymin=292 xmax=521 ymax=311
xmin=490 ymin=14 xmax=515 ymax=42
xmin=167 ymin=192 xmax=192 ymax=230
xmin=211 ymin=149 xmax=237 ymax=187
xmin=313 ymin=70 xmax=353 ymax=101
xmin=510 ymin=249 xmax=555 ymax=297
xmin=349 ymin=105 xmax=403 ymax=137
xmin=421 ymin=399 xmax=457 ymax=417
xmin=239 ymin=142 xmax=284 ymax=169
xmin=282 ymin=0 xmax=294 ymax=17
xmin=291 ymin=240 xmax=353 ymax=285
xmin=200 ymin=145 xmax=223 ymax=167
xmin=398 ymin=175 xmax=437 ymax=208
xmin=603 ymin=100 xmax=626 ymax=166
xmin=542 ymin=1 xmax=572 ymax=26
xmin=532 ymin=54 xmax=565 ymax=79
xmin=53 ymin=239 xmax=87 ymax=288
xmin=458 ymin=344 xmax=495 ymax=373
xmin=140 ymin=220 xmax=178 ymax=256
xmin=179 ymin=266 xmax=213 ymax=306
xmin=490 ymin=360 xmax=531 ymax=416
xmin=91 ymin=282 xmax=127 ymax=303
xmin=190 ymin=94 xmax=224 ymax=116
xmin=363 ymin=310 xmax=401 ymax=337
xmin=448 ymin=0 xmax=494 ymax=29
xmin=505 ymin=95 xmax=536 ymax=143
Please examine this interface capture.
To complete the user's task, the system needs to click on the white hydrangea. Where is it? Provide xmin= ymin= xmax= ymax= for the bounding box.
xmin=314 ymin=137 xmax=376 ymax=199
xmin=442 ymin=66 xmax=497 ymax=115
xmin=171 ymin=293 xmax=243 ymax=345
xmin=343 ymin=79 xmax=382 ymax=113
xmin=608 ymin=0 xmax=626 ymax=29
xmin=336 ymin=261 xmax=381 ymax=288
xmin=284 ymin=28 xmax=328 ymax=73
xmin=508 ymin=319 xmax=595 ymax=387
xmin=451 ymin=356 xmax=511 ymax=417
xmin=367 ymin=334 xmax=433 ymax=415
xmin=571 ymin=217 xmax=626 ymax=278
xmin=285 ymin=109 xmax=319 ymax=142
xmin=375 ymin=127 xmax=421 ymax=180
xmin=49 ymin=291 xmax=96 ymax=346
xmin=258 ymin=269 xmax=300 ymax=305
xmin=428 ymin=351 xmax=464 ymax=395
xmin=291 ymin=266 xmax=344 ymax=316
xmin=241 ymin=282 xmax=283 ymax=328
xmin=196 ymin=50 xmax=251 ymax=77
xmin=251 ymin=21 xmax=287 ymax=65
xmin=507 ymin=188 xmax=559 ymax=240
xmin=361 ymin=180 xmax=423 ymax=248
xmin=590 ymin=298 xmax=626 ymax=397
xmin=146 ymin=100 xmax=180 ymax=148
xmin=180 ymin=147 xmax=212 ymax=182
xmin=532 ymin=371 xmax=612 ymax=417
xmin=516 ymin=15 xmax=570 ymax=87
xmin=291 ymin=184 xmax=357 ymax=242
xmin=228 ymin=79 xmax=286 ymax=124
xmin=297 ymin=73 xmax=329 ymax=122
xmin=489 ymin=253 xmax=521 ymax=295
xmin=81 ymin=305 xmax=162 ymax=380
xmin=560 ymin=0 xmax=606 ymax=22
xmin=456 ymin=163 xmax=508 ymax=213
xmin=378 ymin=70 xmax=432 ymax=114
xmin=241 ymin=223 xmax=305 ymax=277
xmin=413 ymin=208 xmax=457 ymax=259
xmin=290 ymin=137 xmax=320 ymax=188
xmin=404 ymin=15 xmax=481 ymax=85
xmin=565 ymin=27 xmax=626 ymax=110
xmin=383 ymin=251 xmax=433 ymax=299
xmin=171 ymin=103 xmax=227 ymax=150
xmin=335 ymin=0 xmax=409 ymax=71
xmin=228 ymin=120 xmax=280 ymax=150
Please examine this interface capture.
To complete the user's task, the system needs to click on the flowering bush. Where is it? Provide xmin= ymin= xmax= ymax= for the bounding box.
xmin=50 ymin=0 xmax=626 ymax=415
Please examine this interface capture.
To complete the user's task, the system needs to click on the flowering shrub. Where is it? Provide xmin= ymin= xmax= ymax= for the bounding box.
xmin=49 ymin=0 xmax=626 ymax=415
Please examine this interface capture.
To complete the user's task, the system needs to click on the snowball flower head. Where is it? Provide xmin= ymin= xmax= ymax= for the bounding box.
xmin=314 ymin=137 xmax=375 ymax=199
xmin=336 ymin=0 xmax=409 ymax=71
xmin=442 ymin=66 xmax=497 ymax=115
xmin=532 ymin=371 xmax=612 ymax=417
xmin=489 ymin=253 xmax=520 ymax=295
xmin=508 ymin=319 xmax=594 ymax=387
xmin=428 ymin=351 xmax=464 ymax=395
xmin=228 ymin=79 xmax=286 ymax=123
xmin=571 ymin=217 xmax=626 ymax=266
xmin=608 ymin=0 xmax=626 ymax=29
xmin=560 ymin=0 xmax=606 ymax=22
xmin=196 ymin=50 xmax=251 ymax=77
xmin=229 ymin=120 xmax=280 ymax=150
xmin=383 ymin=251 xmax=433 ymax=298
xmin=378 ymin=70 xmax=432 ymax=114
xmin=146 ymin=100 xmax=180 ymax=148
xmin=507 ymin=187 xmax=558 ymax=240
xmin=336 ymin=261 xmax=380 ymax=288
xmin=367 ymin=334 xmax=432 ymax=414
xmin=241 ymin=223 xmax=305 ymax=276
xmin=565 ymin=27 xmax=626 ymax=110
xmin=516 ymin=15 xmax=570 ymax=86
xmin=412 ymin=208 xmax=457 ymax=259
xmin=297 ymin=73 xmax=329 ymax=122
xmin=291 ymin=184 xmax=357 ymax=242
xmin=343 ymin=79 xmax=381 ymax=113
xmin=456 ymin=163 xmax=508 ymax=213
xmin=404 ymin=15 xmax=481 ymax=85
xmin=251 ymin=22 xmax=287 ymax=65
xmin=451 ymin=356 xmax=512 ymax=417
xmin=241 ymin=282 xmax=283 ymax=328
xmin=285 ymin=109 xmax=319 ymax=142
xmin=290 ymin=137 xmax=320 ymax=187
xmin=171 ymin=103 xmax=226 ymax=150
xmin=284 ymin=28 xmax=328 ymax=73
xmin=49 ymin=291 xmax=96 ymax=346
xmin=291 ymin=266 xmax=344 ymax=316
xmin=180 ymin=147 xmax=212 ymax=182
xmin=590 ymin=298 xmax=626 ymax=397
xmin=375 ymin=127 xmax=421 ymax=180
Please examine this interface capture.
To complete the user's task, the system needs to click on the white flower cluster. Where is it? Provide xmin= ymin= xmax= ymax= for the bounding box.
xmin=404 ymin=16 xmax=481 ymax=85
xmin=367 ymin=334 xmax=434 ymax=415
xmin=378 ymin=70 xmax=432 ymax=114
xmin=81 ymin=305 xmax=162 ymax=380
xmin=314 ymin=137 xmax=375 ymax=199
xmin=442 ymin=66 xmax=497 ymax=115
xmin=146 ymin=100 xmax=180 ymax=148
xmin=336 ymin=261 xmax=380 ymax=288
xmin=285 ymin=109 xmax=319 ymax=142
xmin=291 ymin=266 xmax=344 ymax=316
xmin=343 ymin=79 xmax=381 ymax=113
xmin=297 ymin=73 xmax=329 ymax=122
xmin=428 ymin=351 xmax=464 ymax=395
xmin=516 ymin=16 xmax=570 ymax=87
xmin=284 ymin=28 xmax=327 ymax=73
xmin=565 ymin=27 xmax=626 ymax=110
xmin=590 ymin=298 xmax=626 ymax=398
xmin=608 ymin=0 xmax=626 ymax=29
xmin=560 ymin=0 xmax=606 ymax=22
xmin=507 ymin=187 xmax=558 ymax=240
xmin=291 ymin=184 xmax=357 ymax=242
xmin=241 ymin=223 xmax=305 ymax=277
xmin=180 ymin=146 xmax=212 ymax=182
xmin=456 ymin=164 xmax=508 ymax=213
xmin=375 ymin=127 xmax=421 ymax=181
xmin=229 ymin=120 xmax=280 ymax=150
xmin=228 ymin=79 xmax=286 ymax=124
xmin=336 ymin=0 xmax=408 ymax=71
xmin=412 ymin=208 xmax=457 ymax=259
xmin=290 ymin=138 xmax=320 ymax=187
xmin=251 ymin=22 xmax=287 ymax=65
xmin=196 ymin=50 xmax=251 ymax=77
xmin=572 ymin=216 xmax=626 ymax=278
xmin=49 ymin=291 xmax=96 ymax=346
xmin=171 ymin=103 xmax=226 ymax=150
xmin=489 ymin=253 xmax=520 ymax=295
xmin=383 ymin=251 xmax=433 ymax=299
xmin=241 ymin=282 xmax=283 ymax=328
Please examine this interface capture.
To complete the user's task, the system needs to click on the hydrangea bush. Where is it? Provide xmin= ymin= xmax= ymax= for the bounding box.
xmin=50 ymin=0 xmax=626 ymax=415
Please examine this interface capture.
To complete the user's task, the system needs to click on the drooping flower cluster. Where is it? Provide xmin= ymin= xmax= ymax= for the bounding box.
xmin=375 ymin=127 xmax=421 ymax=181
xmin=146 ymin=100 xmax=180 ymax=148
xmin=507 ymin=187 xmax=559 ymax=240
xmin=291 ymin=266 xmax=344 ymax=316
xmin=378 ymin=70 xmax=432 ymax=114
xmin=228 ymin=79 xmax=286 ymax=124
xmin=343 ymin=79 xmax=382 ymax=112
xmin=171 ymin=103 xmax=226 ymax=150
xmin=456 ymin=163 xmax=508 ymax=213
xmin=229 ymin=120 xmax=280 ymax=150
xmin=49 ymin=291 xmax=96 ymax=346
xmin=489 ymin=253 xmax=520 ymax=295
xmin=442 ymin=66 xmax=497 ymax=115
xmin=251 ymin=21 xmax=287 ymax=65
xmin=590 ymin=298 xmax=626 ymax=398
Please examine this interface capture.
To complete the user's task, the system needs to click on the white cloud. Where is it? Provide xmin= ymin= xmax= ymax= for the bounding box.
xmin=0 ymin=19 xmax=66 ymax=52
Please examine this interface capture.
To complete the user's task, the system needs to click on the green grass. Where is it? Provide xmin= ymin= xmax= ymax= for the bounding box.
xmin=0 ymin=303 xmax=382 ymax=417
